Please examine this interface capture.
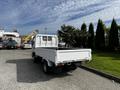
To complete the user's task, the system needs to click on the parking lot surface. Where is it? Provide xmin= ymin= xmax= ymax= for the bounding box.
xmin=0 ymin=50 xmax=120 ymax=90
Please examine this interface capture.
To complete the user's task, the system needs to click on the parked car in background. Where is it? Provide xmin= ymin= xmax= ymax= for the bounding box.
xmin=0 ymin=38 xmax=3 ymax=49
xmin=2 ymin=40 xmax=8 ymax=49
xmin=4 ymin=38 xmax=18 ymax=49
xmin=20 ymin=41 xmax=32 ymax=49
xmin=0 ymin=41 xmax=3 ymax=49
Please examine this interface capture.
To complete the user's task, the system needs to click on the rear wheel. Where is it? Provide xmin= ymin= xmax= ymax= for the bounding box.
xmin=33 ymin=54 xmax=39 ymax=63
xmin=42 ymin=61 xmax=50 ymax=74
xmin=33 ymin=56 xmax=38 ymax=63
xmin=32 ymin=52 xmax=37 ymax=63
xmin=32 ymin=52 xmax=35 ymax=58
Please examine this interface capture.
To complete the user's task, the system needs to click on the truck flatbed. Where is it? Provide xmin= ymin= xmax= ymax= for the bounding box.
xmin=39 ymin=47 xmax=91 ymax=50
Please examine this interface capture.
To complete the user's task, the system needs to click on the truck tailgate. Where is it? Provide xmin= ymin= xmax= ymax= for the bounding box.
xmin=56 ymin=49 xmax=91 ymax=64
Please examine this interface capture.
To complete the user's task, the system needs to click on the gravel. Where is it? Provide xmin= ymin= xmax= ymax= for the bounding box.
xmin=0 ymin=49 xmax=120 ymax=90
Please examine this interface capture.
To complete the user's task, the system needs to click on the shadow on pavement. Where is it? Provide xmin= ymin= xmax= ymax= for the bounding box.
xmin=6 ymin=59 xmax=71 ymax=83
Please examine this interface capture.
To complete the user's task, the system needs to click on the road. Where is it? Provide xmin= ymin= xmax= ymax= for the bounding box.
xmin=0 ymin=49 xmax=120 ymax=90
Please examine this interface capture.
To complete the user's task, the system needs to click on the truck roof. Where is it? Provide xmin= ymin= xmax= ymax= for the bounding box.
xmin=36 ymin=34 xmax=57 ymax=37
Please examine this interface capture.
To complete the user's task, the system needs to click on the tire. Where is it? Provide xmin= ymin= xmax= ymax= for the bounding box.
xmin=70 ymin=64 xmax=77 ymax=70
xmin=39 ymin=57 xmax=42 ymax=62
xmin=33 ymin=56 xmax=38 ymax=63
xmin=42 ymin=61 xmax=50 ymax=74
xmin=64 ymin=63 xmax=77 ymax=71
xmin=32 ymin=52 xmax=35 ymax=58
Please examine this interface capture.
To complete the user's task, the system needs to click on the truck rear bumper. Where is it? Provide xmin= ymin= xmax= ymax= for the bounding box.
xmin=51 ymin=63 xmax=77 ymax=73
xmin=55 ymin=59 xmax=88 ymax=66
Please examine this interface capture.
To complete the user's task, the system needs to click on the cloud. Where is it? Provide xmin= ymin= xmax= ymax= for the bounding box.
xmin=0 ymin=0 xmax=120 ymax=34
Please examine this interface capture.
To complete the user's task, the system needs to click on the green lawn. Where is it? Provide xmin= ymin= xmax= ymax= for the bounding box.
xmin=84 ymin=51 xmax=120 ymax=78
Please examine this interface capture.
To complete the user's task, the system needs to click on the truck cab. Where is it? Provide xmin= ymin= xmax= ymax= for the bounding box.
xmin=32 ymin=34 xmax=58 ymax=48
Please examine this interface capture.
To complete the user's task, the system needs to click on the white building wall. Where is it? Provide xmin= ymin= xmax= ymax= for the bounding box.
xmin=0 ymin=30 xmax=4 ymax=37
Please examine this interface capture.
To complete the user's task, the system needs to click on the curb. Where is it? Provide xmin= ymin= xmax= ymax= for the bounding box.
xmin=79 ymin=65 xmax=120 ymax=83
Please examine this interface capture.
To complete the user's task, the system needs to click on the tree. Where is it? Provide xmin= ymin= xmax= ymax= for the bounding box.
xmin=118 ymin=25 xmax=120 ymax=30
xmin=88 ymin=23 xmax=94 ymax=49
xmin=109 ymin=19 xmax=119 ymax=50
xmin=58 ymin=24 xmax=76 ymax=47
xmin=73 ymin=29 xmax=82 ymax=47
xmin=95 ymin=19 xmax=105 ymax=49
xmin=80 ymin=23 xmax=87 ymax=48
xmin=105 ymin=27 xmax=110 ymax=47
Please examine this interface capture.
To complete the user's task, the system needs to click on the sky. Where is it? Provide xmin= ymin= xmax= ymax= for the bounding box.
xmin=0 ymin=0 xmax=120 ymax=35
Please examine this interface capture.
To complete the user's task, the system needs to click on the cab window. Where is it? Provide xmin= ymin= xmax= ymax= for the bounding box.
xmin=43 ymin=36 xmax=47 ymax=41
xmin=48 ymin=36 xmax=52 ymax=41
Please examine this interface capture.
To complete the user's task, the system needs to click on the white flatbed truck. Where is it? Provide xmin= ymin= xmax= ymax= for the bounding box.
xmin=32 ymin=34 xmax=92 ymax=73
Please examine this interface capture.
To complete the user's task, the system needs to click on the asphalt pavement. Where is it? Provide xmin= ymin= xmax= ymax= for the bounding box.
xmin=0 ymin=49 xmax=120 ymax=90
